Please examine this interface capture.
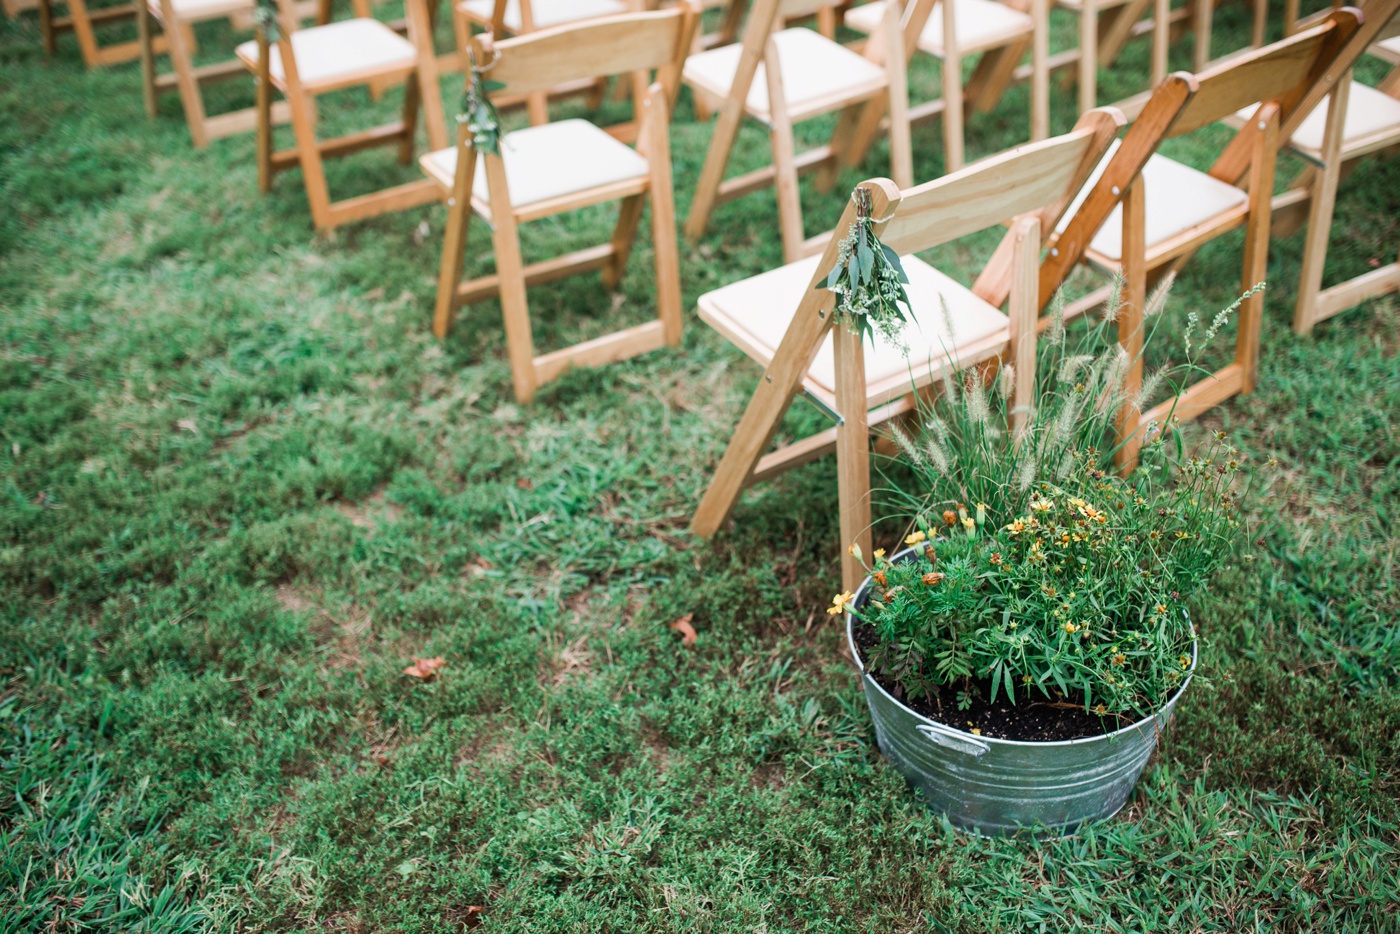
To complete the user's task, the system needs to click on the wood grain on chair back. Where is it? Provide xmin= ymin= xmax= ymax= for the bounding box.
xmin=1172 ymin=9 xmax=1363 ymax=136
xmin=880 ymin=120 xmax=1122 ymax=256
xmin=487 ymin=8 xmax=694 ymax=95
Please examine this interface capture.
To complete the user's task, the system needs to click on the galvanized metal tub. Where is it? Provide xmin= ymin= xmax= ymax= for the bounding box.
xmin=847 ymin=548 xmax=1196 ymax=837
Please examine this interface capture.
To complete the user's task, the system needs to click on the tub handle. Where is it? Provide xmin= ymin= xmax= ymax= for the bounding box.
xmin=916 ymin=723 xmax=990 ymax=757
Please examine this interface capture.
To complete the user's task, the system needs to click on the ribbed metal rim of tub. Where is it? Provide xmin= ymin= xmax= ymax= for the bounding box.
xmin=846 ymin=545 xmax=1198 ymax=749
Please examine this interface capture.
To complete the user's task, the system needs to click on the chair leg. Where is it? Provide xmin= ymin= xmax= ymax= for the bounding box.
xmin=644 ymin=94 xmax=684 ymax=347
xmin=765 ymin=36 xmax=805 ymax=263
xmin=136 ymin=1 xmax=158 ymax=118
xmin=1151 ymin=0 xmax=1169 ymax=88
xmin=39 ymin=0 xmax=57 ymax=55
xmin=164 ymin=10 xmax=211 ymax=148
xmin=602 ymin=195 xmax=647 ymax=290
xmin=832 ymin=323 xmax=872 ymax=595
xmin=287 ymin=88 xmax=335 ymax=230
xmin=66 ymin=0 xmax=101 ymax=67
xmin=256 ymin=53 xmax=274 ymax=192
xmin=883 ymin=3 xmax=912 ymax=188
xmin=768 ymin=124 xmax=805 ymax=264
xmin=526 ymin=92 xmax=549 ymax=126
xmin=1078 ymin=3 xmax=1098 ymax=116
xmin=398 ymin=71 xmax=421 ymax=165
xmin=433 ymin=194 xmax=473 ymax=338
xmin=1238 ymin=111 xmax=1278 ymax=394
xmin=1030 ymin=0 xmax=1049 ymax=141
xmin=492 ymin=218 xmax=540 ymax=403
xmin=1192 ymin=0 xmax=1211 ymax=71
xmin=1115 ymin=179 xmax=1148 ymax=476
xmin=1292 ymin=78 xmax=1347 ymax=336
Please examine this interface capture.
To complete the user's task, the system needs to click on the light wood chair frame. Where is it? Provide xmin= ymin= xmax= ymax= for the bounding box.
xmin=683 ymin=0 xmax=917 ymax=264
xmin=35 ymin=0 xmax=164 ymax=66
xmin=134 ymin=0 xmax=351 ymax=148
xmin=691 ymin=107 xmax=1124 ymax=590
xmin=1033 ymin=9 xmax=1364 ymax=472
xmin=1286 ymin=6 xmax=1400 ymax=332
xmin=428 ymin=8 xmax=698 ymax=403
xmin=454 ymin=0 xmax=640 ymax=125
xmin=840 ymin=0 xmax=1051 ymax=174
xmin=245 ymin=0 xmax=442 ymax=230
xmin=1057 ymin=0 xmax=1175 ymax=114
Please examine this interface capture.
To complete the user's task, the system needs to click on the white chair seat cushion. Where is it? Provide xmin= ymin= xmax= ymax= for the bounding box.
xmin=236 ymin=19 xmax=417 ymax=89
xmin=458 ymin=0 xmax=628 ymax=31
xmin=683 ymin=28 xmax=888 ymax=120
xmin=420 ymin=119 xmax=650 ymax=210
xmin=698 ymin=254 xmax=1009 ymax=400
xmin=153 ymin=0 xmax=248 ymax=23
xmin=845 ymin=0 xmax=1033 ymax=55
xmin=1054 ymin=140 xmax=1249 ymax=263
xmin=1278 ymin=81 xmax=1400 ymax=156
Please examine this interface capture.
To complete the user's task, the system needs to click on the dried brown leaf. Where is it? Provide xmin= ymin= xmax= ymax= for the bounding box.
xmin=669 ymin=614 xmax=697 ymax=646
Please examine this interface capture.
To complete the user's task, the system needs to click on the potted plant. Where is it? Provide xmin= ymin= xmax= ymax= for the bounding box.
xmin=837 ymin=289 xmax=1259 ymax=836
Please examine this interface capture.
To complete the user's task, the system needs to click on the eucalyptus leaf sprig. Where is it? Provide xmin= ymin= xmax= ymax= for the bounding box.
xmin=252 ymin=0 xmax=280 ymax=41
xmin=458 ymin=40 xmax=505 ymax=156
xmin=821 ymin=186 xmax=912 ymax=349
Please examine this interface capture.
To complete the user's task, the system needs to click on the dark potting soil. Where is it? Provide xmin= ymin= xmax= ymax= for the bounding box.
xmin=852 ymin=622 xmax=1134 ymax=742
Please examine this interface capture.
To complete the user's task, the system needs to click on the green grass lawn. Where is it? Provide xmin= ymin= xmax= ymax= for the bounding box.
xmin=2 ymin=2 xmax=1399 ymax=931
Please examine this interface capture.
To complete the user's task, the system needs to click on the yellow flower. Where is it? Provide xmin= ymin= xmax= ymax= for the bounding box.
xmin=827 ymin=591 xmax=855 ymax=616
xmin=1179 ymin=654 xmax=1192 ymax=669
xmin=1032 ymin=498 xmax=1053 ymax=513
xmin=961 ymin=517 xmax=976 ymax=532
xmin=905 ymin=530 xmax=927 ymax=546
xmin=1063 ymin=622 xmax=1079 ymax=634
xmin=873 ymin=548 xmax=886 ymax=560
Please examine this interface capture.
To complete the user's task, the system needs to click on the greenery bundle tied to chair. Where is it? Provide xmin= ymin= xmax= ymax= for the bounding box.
xmin=458 ymin=39 xmax=504 ymax=156
xmin=822 ymin=186 xmax=912 ymax=348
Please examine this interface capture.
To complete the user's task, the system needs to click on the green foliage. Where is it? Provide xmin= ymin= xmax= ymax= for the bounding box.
xmin=863 ymin=292 xmax=1257 ymax=720
xmin=821 ymin=187 xmax=912 ymax=347
xmin=458 ymin=50 xmax=505 ymax=155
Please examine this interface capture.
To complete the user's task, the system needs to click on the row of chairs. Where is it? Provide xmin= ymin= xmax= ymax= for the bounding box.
xmin=18 ymin=0 xmax=1258 ymax=157
xmin=9 ymin=0 xmax=1397 ymax=585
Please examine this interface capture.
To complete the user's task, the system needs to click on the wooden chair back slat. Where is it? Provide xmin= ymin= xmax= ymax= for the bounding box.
xmin=1172 ymin=17 xmax=1354 ymax=135
xmin=779 ymin=0 xmax=837 ymax=16
xmin=487 ymin=8 xmax=694 ymax=95
xmin=881 ymin=125 xmax=1117 ymax=255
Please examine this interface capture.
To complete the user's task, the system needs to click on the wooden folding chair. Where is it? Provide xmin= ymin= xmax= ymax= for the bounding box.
xmin=691 ymin=107 xmax=1123 ymax=591
xmin=235 ymin=0 xmax=442 ymax=230
xmin=454 ymin=0 xmax=634 ymax=125
xmin=1033 ymin=9 xmax=1364 ymax=471
xmin=420 ymin=7 xmax=698 ymax=403
xmin=683 ymin=0 xmax=916 ymax=264
xmin=842 ymin=0 xmax=1049 ymax=172
xmin=1280 ymin=7 xmax=1400 ymax=332
xmin=1190 ymin=0 xmax=1273 ymax=71
xmin=134 ymin=0 xmax=352 ymax=148
xmin=34 ymin=0 xmax=162 ymax=66
xmin=1056 ymin=0 xmax=1174 ymax=114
